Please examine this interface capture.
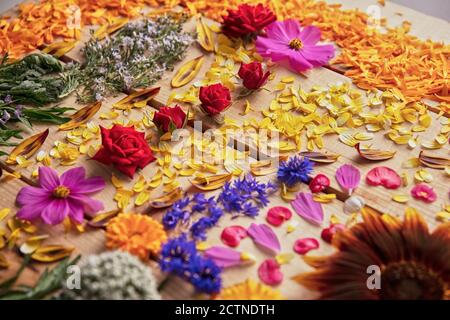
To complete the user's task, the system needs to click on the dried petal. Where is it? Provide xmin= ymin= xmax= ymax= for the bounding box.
xmin=258 ymin=258 xmax=283 ymax=286
xmin=266 ymin=206 xmax=292 ymax=227
xmin=355 ymin=143 xmax=396 ymax=161
xmin=7 ymin=129 xmax=49 ymax=164
xmin=366 ymin=166 xmax=402 ymax=189
xmin=59 ymin=102 xmax=102 ymax=131
xmin=171 ymin=55 xmax=205 ymax=88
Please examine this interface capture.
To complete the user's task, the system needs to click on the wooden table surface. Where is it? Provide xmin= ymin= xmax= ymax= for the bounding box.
xmin=0 ymin=0 xmax=448 ymax=299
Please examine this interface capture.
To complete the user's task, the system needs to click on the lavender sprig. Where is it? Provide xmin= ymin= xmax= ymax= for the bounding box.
xmin=79 ymin=14 xmax=194 ymax=103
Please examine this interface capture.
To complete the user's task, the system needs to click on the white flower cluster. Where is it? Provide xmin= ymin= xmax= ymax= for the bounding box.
xmin=62 ymin=251 xmax=161 ymax=300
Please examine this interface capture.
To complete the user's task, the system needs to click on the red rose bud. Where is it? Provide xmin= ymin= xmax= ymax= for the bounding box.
xmin=238 ymin=62 xmax=270 ymax=90
xmin=199 ymin=83 xmax=231 ymax=116
xmin=92 ymin=125 xmax=155 ymax=178
xmin=309 ymin=174 xmax=331 ymax=193
xmin=321 ymin=223 xmax=346 ymax=243
xmin=222 ymin=4 xmax=277 ymax=39
xmin=153 ymin=105 xmax=186 ymax=133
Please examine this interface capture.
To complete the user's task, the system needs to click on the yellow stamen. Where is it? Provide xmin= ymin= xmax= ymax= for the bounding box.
xmin=289 ymin=38 xmax=303 ymax=50
xmin=53 ymin=186 xmax=70 ymax=198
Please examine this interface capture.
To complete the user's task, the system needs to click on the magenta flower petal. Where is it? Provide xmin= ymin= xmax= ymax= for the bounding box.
xmin=67 ymin=199 xmax=85 ymax=224
xmin=71 ymin=176 xmax=106 ymax=194
xmin=299 ymin=25 xmax=321 ymax=45
xmin=288 ymin=54 xmax=313 ymax=73
xmin=335 ymin=164 xmax=361 ymax=194
xmin=247 ymin=223 xmax=281 ymax=255
xmin=60 ymin=167 xmax=86 ymax=188
xmin=16 ymin=185 xmax=50 ymax=206
xmin=265 ymin=21 xmax=293 ymax=41
xmin=16 ymin=202 xmax=49 ymax=221
xmin=301 ymin=44 xmax=335 ymax=66
xmin=70 ymin=194 xmax=104 ymax=214
xmin=411 ymin=183 xmax=437 ymax=203
xmin=204 ymin=246 xmax=244 ymax=268
xmin=38 ymin=166 xmax=60 ymax=190
xmin=366 ymin=166 xmax=401 ymax=189
xmin=291 ymin=192 xmax=324 ymax=225
xmin=281 ymin=19 xmax=302 ymax=39
xmin=41 ymin=199 xmax=70 ymax=225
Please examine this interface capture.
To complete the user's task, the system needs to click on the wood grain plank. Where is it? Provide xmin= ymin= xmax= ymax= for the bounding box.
xmin=149 ymin=17 xmax=448 ymax=227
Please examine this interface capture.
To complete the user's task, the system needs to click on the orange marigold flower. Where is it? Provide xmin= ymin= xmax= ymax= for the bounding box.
xmin=106 ymin=213 xmax=167 ymax=260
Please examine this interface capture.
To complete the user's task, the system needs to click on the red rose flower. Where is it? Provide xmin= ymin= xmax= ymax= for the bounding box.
xmin=153 ymin=105 xmax=186 ymax=133
xmin=222 ymin=4 xmax=276 ymax=39
xmin=238 ymin=62 xmax=270 ymax=90
xmin=199 ymin=83 xmax=231 ymax=116
xmin=92 ymin=125 xmax=155 ymax=178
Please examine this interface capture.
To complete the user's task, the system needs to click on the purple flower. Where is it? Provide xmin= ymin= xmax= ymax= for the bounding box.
xmin=256 ymin=20 xmax=335 ymax=73
xmin=277 ymin=156 xmax=314 ymax=187
xmin=16 ymin=166 xmax=105 ymax=225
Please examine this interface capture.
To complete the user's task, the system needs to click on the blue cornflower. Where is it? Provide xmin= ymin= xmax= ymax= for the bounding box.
xmin=187 ymin=256 xmax=222 ymax=294
xmin=159 ymin=234 xmax=196 ymax=275
xmin=217 ymin=175 xmax=276 ymax=217
xmin=162 ymin=196 xmax=190 ymax=230
xmin=162 ymin=194 xmax=223 ymax=240
xmin=277 ymin=156 xmax=314 ymax=187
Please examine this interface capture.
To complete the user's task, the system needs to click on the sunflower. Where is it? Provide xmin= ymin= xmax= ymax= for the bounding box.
xmin=216 ymin=279 xmax=283 ymax=300
xmin=294 ymin=207 xmax=450 ymax=300
xmin=106 ymin=213 xmax=167 ymax=260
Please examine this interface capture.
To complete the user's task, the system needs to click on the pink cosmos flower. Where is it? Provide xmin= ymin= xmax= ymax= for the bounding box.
xmin=256 ymin=19 xmax=335 ymax=73
xmin=16 ymin=166 xmax=106 ymax=225
xmin=411 ymin=183 xmax=437 ymax=203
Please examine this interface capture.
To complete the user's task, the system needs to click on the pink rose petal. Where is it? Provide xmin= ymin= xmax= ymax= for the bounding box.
xmin=366 ymin=166 xmax=401 ymax=189
xmin=258 ymin=258 xmax=283 ymax=286
xmin=266 ymin=206 xmax=292 ymax=226
xmin=247 ymin=223 xmax=281 ymax=255
xmin=411 ymin=183 xmax=437 ymax=203
xmin=291 ymin=192 xmax=324 ymax=225
xmin=221 ymin=225 xmax=247 ymax=247
xmin=293 ymin=238 xmax=320 ymax=255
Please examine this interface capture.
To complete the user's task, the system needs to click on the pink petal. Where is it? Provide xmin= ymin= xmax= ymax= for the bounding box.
xmin=264 ymin=21 xmax=295 ymax=42
xmin=299 ymin=25 xmax=322 ymax=45
xmin=71 ymin=176 xmax=106 ymax=194
xmin=255 ymin=37 xmax=290 ymax=60
xmin=69 ymin=194 xmax=104 ymax=215
xmin=38 ymin=166 xmax=60 ymax=190
xmin=293 ymin=238 xmax=319 ymax=255
xmin=41 ymin=199 xmax=70 ymax=225
xmin=266 ymin=206 xmax=292 ymax=227
xmin=68 ymin=199 xmax=85 ymax=224
xmin=300 ymin=44 xmax=335 ymax=66
xmin=411 ymin=183 xmax=437 ymax=203
xmin=221 ymin=226 xmax=247 ymax=247
xmin=335 ymin=164 xmax=361 ymax=193
xmin=60 ymin=167 xmax=86 ymax=188
xmin=280 ymin=19 xmax=302 ymax=39
xmin=258 ymin=259 xmax=283 ymax=286
xmin=16 ymin=185 xmax=50 ymax=207
xmin=366 ymin=166 xmax=401 ymax=189
xmin=247 ymin=223 xmax=281 ymax=255
xmin=288 ymin=53 xmax=314 ymax=72
xmin=16 ymin=201 xmax=50 ymax=221
xmin=291 ymin=192 xmax=324 ymax=225
xmin=204 ymin=246 xmax=243 ymax=268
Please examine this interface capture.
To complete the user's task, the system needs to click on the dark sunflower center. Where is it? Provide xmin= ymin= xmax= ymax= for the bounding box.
xmin=53 ymin=185 xmax=70 ymax=198
xmin=380 ymin=261 xmax=445 ymax=300
xmin=289 ymin=38 xmax=303 ymax=50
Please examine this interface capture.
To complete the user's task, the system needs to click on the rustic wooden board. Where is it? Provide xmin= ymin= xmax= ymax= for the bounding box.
xmin=159 ymin=173 xmax=351 ymax=299
xmin=152 ymin=50 xmax=448 ymax=229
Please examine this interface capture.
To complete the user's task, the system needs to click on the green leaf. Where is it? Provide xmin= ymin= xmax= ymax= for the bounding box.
xmin=0 ymin=255 xmax=81 ymax=300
